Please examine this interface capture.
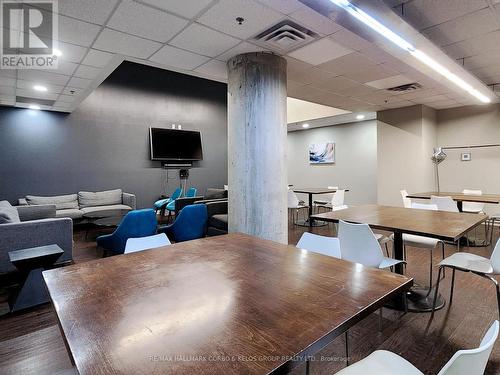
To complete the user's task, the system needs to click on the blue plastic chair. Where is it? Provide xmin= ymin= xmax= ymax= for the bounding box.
xmin=153 ymin=187 xmax=183 ymax=211
xmin=186 ymin=187 xmax=197 ymax=198
xmin=165 ymin=187 xmax=198 ymax=213
xmin=159 ymin=204 xmax=208 ymax=242
xmin=97 ymin=209 xmax=158 ymax=255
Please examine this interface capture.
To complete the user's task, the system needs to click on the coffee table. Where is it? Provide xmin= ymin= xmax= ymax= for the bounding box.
xmin=83 ymin=209 xmax=130 ymax=238
xmin=9 ymin=244 xmax=64 ymax=312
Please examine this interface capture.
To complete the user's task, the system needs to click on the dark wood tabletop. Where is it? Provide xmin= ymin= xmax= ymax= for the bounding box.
xmin=43 ymin=233 xmax=412 ymax=375
xmin=293 ymin=188 xmax=348 ymax=194
xmin=407 ymin=192 xmax=500 ymax=204
xmin=311 ymin=204 xmax=488 ymax=241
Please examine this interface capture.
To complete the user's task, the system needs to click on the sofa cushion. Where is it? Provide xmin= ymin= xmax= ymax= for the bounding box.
xmin=80 ymin=204 xmax=132 ymax=215
xmin=0 ymin=200 xmax=20 ymax=224
xmin=209 ymin=214 xmax=228 ymax=231
xmin=55 ymin=209 xmax=84 ymax=220
xmin=26 ymin=194 xmax=78 ymax=210
xmin=78 ymin=189 xmax=122 ymax=208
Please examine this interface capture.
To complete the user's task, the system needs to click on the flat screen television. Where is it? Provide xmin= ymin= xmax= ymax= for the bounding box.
xmin=149 ymin=128 xmax=203 ymax=161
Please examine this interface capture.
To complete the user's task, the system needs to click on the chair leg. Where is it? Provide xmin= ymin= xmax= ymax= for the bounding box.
xmin=345 ymin=331 xmax=349 ymax=366
xmin=486 ymin=276 xmax=500 ymax=319
xmin=384 ymin=243 xmax=390 ymax=258
xmin=440 ymin=242 xmax=446 ymax=279
xmin=427 ymin=249 xmax=433 ymax=295
xmin=431 ymin=266 xmax=444 ymax=320
xmin=450 ymin=268 xmax=456 ymax=305
xmin=378 ymin=308 xmax=383 ymax=332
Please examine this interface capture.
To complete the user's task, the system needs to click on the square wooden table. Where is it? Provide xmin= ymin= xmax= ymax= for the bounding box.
xmin=311 ymin=205 xmax=488 ymax=312
xmin=43 ymin=233 xmax=412 ymax=375
xmin=406 ymin=192 xmax=500 ymax=211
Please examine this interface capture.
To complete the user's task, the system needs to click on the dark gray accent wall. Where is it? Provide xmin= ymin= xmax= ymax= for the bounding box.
xmin=0 ymin=62 xmax=228 ymax=207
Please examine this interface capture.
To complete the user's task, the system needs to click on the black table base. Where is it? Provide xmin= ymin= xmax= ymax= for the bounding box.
xmin=295 ymin=219 xmax=328 ymax=227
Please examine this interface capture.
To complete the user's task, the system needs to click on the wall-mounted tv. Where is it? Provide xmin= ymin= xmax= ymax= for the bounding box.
xmin=149 ymin=128 xmax=203 ymax=161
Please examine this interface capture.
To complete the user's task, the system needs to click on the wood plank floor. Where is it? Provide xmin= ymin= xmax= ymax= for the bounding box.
xmin=0 ymin=221 xmax=499 ymax=374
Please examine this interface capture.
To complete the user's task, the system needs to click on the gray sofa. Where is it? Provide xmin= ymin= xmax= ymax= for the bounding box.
xmin=18 ymin=189 xmax=136 ymax=221
xmin=0 ymin=201 xmax=73 ymax=274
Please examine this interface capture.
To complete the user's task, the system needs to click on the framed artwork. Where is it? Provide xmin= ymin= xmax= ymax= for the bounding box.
xmin=309 ymin=142 xmax=335 ymax=164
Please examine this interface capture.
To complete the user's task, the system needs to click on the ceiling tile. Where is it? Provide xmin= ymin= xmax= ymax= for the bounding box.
xmin=290 ymin=6 xmax=343 ymax=35
xmin=54 ymin=101 xmax=73 ymax=109
xmin=0 ymin=86 xmax=15 ymax=95
xmin=62 ymin=87 xmax=83 ymax=96
xmin=57 ymin=41 xmax=88 ymax=63
xmin=170 ymin=23 xmax=240 ymax=58
xmin=0 ymin=95 xmax=15 ymax=106
xmin=150 ymin=45 xmax=210 ymax=70
xmin=48 ymin=60 xmax=79 ymax=76
xmin=357 ymin=90 xmax=406 ymax=105
xmin=81 ymin=49 xmax=115 ymax=67
xmin=58 ymin=16 xmax=102 ymax=47
xmin=0 ymin=77 xmax=16 ymax=87
xmin=74 ymin=65 xmax=102 ymax=79
xmin=198 ymin=0 xmax=283 ymax=40
xmin=329 ymin=28 xmax=372 ymax=51
xmin=382 ymin=100 xmax=415 ymax=109
xmin=412 ymin=94 xmax=449 ymax=104
xmin=194 ymin=60 xmax=228 ymax=80
xmin=18 ymin=70 xmax=70 ymax=86
xmin=57 ymin=95 xmax=75 ymax=103
xmin=400 ymin=0 xmax=488 ymax=30
xmin=16 ymin=89 xmax=59 ymax=101
xmin=16 ymin=80 xmax=64 ymax=94
xmin=288 ymin=38 xmax=352 ymax=66
xmin=93 ymin=28 xmax=163 ymax=59
xmin=68 ymin=77 xmax=92 ymax=88
xmin=217 ymin=42 xmax=268 ymax=61
xmin=0 ymin=70 xmax=17 ymax=79
xmin=255 ymin=0 xmax=303 ymax=15
xmin=288 ymin=67 xmax=337 ymax=86
xmin=312 ymin=75 xmax=360 ymax=93
xmin=285 ymin=56 xmax=314 ymax=76
xmin=442 ymin=29 xmax=500 ymax=59
xmin=107 ymin=0 xmax=188 ymax=43
xmin=139 ymin=0 xmax=213 ymax=19
xmin=365 ymin=74 xmax=414 ymax=89
xmin=422 ymin=8 xmax=499 ymax=47
xmin=335 ymin=83 xmax=378 ymax=97
xmin=58 ymin=0 xmax=119 ymax=25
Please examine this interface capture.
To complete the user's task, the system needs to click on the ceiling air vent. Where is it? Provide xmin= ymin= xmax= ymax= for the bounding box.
xmin=254 ymin=20 xmax=318 ymax=52
xmin=16 ymin=96 xmax=55 ymax=106
xmin=386 ymin=82 xmax=422 ymax=93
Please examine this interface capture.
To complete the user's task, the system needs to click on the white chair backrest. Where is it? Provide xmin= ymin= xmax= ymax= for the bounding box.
xmin=462 ymin=189 xmax=485 ymax=212
xmin=125 ymin=233 xmax=171 ymax=254
xmin=328 ymin=186 xmax=338 ymax=190
xmin=288 ymin=190 xmax=300 ymax=208
xmin=431 ymin=196 xmax=459 ymax=212
xmin=411 ymin=203 xmax=438 ymax=211
xmin=296 ymin=232 xmax=341 ymax=259
xmin=400 ymin=190 xmax=412 ymax=208
xmin=338 ymin=220 xmax=383 ymax=268
xmin=331 ymin=189 xmax=345 ymax=207
xmin=490 ymin=238 xmax=500 ymax=274
xmin=438 ymin=320 xmax=499 ymax=375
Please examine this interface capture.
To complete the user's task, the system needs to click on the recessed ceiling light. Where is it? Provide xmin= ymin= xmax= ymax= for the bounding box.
xmin=53 ymin=49 xmax=62 ymax=57
xmin=329 ymin=0 xmax=492 ymax=104
xmin=29 ymin=104 xmax=41 ymax=110
xmin=33 ymin=85 xmax=47 ymax=92
xmin=356 ymin=114 xmax=365 ymax=120
xmin=302 ymin=123 xmax=310 ymax=128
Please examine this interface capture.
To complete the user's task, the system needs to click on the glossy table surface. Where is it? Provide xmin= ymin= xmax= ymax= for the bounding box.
xmin=43 ymin=233 xmax=412 ymax=375
xmin=407 ymin=192 xmax=500 ymax=204
xmin=293 ymin=188 xmax=348 ymax=194
xmin=311 ymin=204 xmax=488 ymax=241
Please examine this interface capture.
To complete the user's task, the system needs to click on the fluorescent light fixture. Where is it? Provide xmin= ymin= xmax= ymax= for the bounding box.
xmin=29 ymin=104 xmax=41 ymax=110
xmin=53 ymin=49 xmax=62 ymax=57
xmin=329 ymin=0 xmax=492 ymax=104
xmin=33 ymin=85 xmax=47 ymax=92
xmin=356 ymin=114 xmax=365 ymax=120
xmin=302 ymin=123 xmax=310 ymax=128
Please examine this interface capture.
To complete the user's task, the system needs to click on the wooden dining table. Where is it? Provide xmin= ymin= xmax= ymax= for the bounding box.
xmin=293 ymin=187 xmax=349 ymax=227
xmin=311 ymin=205 xmax=488 ymax=313
xmin=406 ymin=191 xmax=500 ymax=211
xmin=43 ymin=233 xmax=412 ymax=375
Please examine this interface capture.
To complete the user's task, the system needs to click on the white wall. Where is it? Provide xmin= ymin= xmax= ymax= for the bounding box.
xmin=287 ymin=121 xmax=377 ymax=205
xmin=437 ymin=103 xmax=500 ymax=215
xmin=377 ymin=105 xmax=437 ymax=206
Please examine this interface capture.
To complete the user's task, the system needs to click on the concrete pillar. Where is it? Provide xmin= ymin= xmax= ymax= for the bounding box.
xmin=227 ymin=53 xmax=288 ymax=244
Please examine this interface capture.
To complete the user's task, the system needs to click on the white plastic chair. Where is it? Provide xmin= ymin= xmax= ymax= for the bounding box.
xmin=296 ymin=232 xmax=341 ymax=259
xmin=335 ymin=320 xmax=499 ymax=375
xmin=391 ymin=203 xmax=445 ymax=290
xmin=338 ymin=220 xmax=403 ymax=270
xmin=124 ymin=233 xmax=171 ymax=254
xmin=401 ymin=189 xmax=412 ymax=208
xmin=431 ymin=195 xmax=459 ymax=212
xmin=432 ymin=238 xmax=500 ymax=318
xmin=288 ymin=190 xmax=308 ymax=224
xmin=313 ymin=186 xmax=338 ymax=207
xmin=462 ymin=189 xmax=485 ymax=213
